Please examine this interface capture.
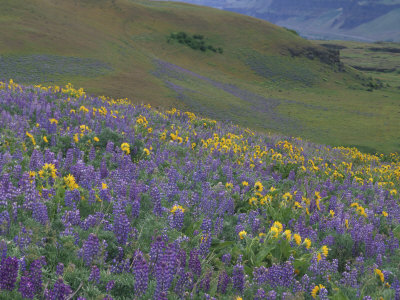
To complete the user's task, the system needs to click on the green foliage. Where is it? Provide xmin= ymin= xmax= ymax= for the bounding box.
xmin=168 ymin=32 xmax=223 ymax=54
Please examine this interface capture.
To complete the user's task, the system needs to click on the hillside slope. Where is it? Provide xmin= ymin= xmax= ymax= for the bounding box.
xmin=0 ymin=0 xmax=400 ymax=153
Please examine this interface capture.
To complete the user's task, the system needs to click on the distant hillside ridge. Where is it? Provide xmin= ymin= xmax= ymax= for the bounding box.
xmin=172 ymin=0 xmax=400 ymax=42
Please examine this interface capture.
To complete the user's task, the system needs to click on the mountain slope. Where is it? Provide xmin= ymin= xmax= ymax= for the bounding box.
xmin=175 ymin=0 xmax=400 ymax=42
xmin=1 ymin=0 xmax=400 ymax=153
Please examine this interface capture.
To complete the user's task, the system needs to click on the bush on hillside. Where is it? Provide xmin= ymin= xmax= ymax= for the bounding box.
xmin=167 ymin=31 xmax=223 ymax=53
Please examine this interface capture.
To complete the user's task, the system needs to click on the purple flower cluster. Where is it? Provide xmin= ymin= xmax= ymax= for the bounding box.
xmin=0 ymin=81 xmax=399 ymax=299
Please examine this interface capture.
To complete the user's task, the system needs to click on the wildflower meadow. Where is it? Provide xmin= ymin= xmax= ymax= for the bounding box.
xmin=0 ymin=79 xmax=399 ymax=299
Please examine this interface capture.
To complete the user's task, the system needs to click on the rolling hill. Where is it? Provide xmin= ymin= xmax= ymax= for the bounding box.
xmin=1 ymin=0 xmax=400 ymax=153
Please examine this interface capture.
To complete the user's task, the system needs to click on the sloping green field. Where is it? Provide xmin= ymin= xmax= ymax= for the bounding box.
xmin=1 ymin=0 xmax=399 ymax=153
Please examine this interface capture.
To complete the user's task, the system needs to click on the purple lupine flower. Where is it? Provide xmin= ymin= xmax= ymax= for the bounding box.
xmin=29 ymin=258 xmax=45 ymax=294
xmin=113 ymin=212 xmax=131 ymax=245
xmin=44 ymin=278 xmax=72 ymax=300
xmin=100 ymin=159 xmax=108 ymax=179
xmin=19 ymin=274 xmax=35 ymax=299
xmin=63 ymin=149 xmax=74 ymax=171
xmin=56 ymin=263 xmax=64 ymax=276
xmin=0 ymin=256 xmax=19 ymax=290
xmin=254 ymin=288 xmax=267 ymax=300
xmin=154 ymin=260 xmax=169 ymax=298
xmin=106 ymin=141 xmax=114 ymax=153
xmin=30 ymin=149 xmax=44 ymax=171
xmin=149 ymin=236 xmax=165 ymax=264
xmin=267 ymin=290 xmax=277 ymax=300
xmin=64 ymin=190 xmax=80 ymax=207
xmin=151 ymin=185 xmax=163 ymax=217
xmin=106 ymin=280 xmax=115 ymax=292
xmin=189 ymin=249 xmax=202 ymax=277
xmin=132 ymin=250 xmax=149 ymax=296
xmin=82 ymin=233 xmax=100 ymax=266
xmin=391 ymin=279 xmax=400 ymax=300
xmin=199 ymin=271 xmax=212 ymax=293
xmin=232 ymin=263 xmax=244 ymax=292
xmin=199 ymin=233 xmax=212 ymax=256
xmin=319 ymin=287 xmax=329 ymax=300
xmin=201 ymin=218 xmax=212 ymax=234
xmin=89 ymin=146 xmax=96 ymax=161
xmin=214 ymin=216 xmax=224 ymax=236
xmin=171 ymin=209 xmax=184 ymax=230
xmin=0 ymin=241 xmax=7 ymax=263
xmin=217 ymin=270 xmax=230 ymax=294
xmin=32 ymin=202 xmax=49 ymax=225
xmin=89 ymin=265 xmax=100 ymax=284
xmin=0 ymin=211 xmax=10 ymax=235
xmin=131 ymin=200 xmax=140 ymax=218
xmin=221 ymin=253 xmax=231 ymax=265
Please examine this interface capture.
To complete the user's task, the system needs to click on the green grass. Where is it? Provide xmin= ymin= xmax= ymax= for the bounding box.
xmin=0 ymin=0 xmax=400 ymax=153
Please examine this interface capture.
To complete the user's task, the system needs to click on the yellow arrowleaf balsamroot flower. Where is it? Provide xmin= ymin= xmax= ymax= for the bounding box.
xmin=102 ymin=182 xmax=108 ymax=190
xmin=249 ymin=197 xmax=258 ymax=206
xmin=64 ymin=174 xmax=78 ymax=191
xmin=170 ymin=205 xmax=184 ymax=214
xmin=242 ymin=181 xmax=249 ymax=187
xmin=49 ymin=118 xmax=58 ymax=125
xmin=282 ymin=192 xmax=292 ymax=201
xmin=43 ymin=136 xmax=48 ymax=143
xmin=311 ymin=284 xmax=325 ymax=299
xmin=93 ymin=137 xmax=99 ymax=142
xmin=375 ymin=269 xmax=384 ymax=283
xmin=238 ymin=230 xmax=247 ymax=240
xmin=121 ymin=143 xmax=130 ymax=155
xmin=225 ymin=182 xmax=233 ymax=189
xmin=304 ymin=238 xmax=311 ymax=249
xmin=284 ymin=229 xmax=292 ymax=241
xmin=321 ymin=245 xmax=329 ymax=257
xmin=260 ymin=195 xmax=272 ymax=205
xmin=41 ymin=163 xmax=57 ymax=179
xmin=270 ymin=221 xmax=283 ymax=238
xmin=79 ymin=105 xmax=89 ymax=113
xmin=143 ymin=148 xmax=150 ymax=156
xmin=26 ymin=131 xmax=36 ymax=146
xmin=254 ymin=181 xmax=263 ymax=192
xmin=293 ymin=234 xmax=302 ymax=245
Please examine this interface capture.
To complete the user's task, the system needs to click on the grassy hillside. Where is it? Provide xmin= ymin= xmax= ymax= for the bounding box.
xmin=0 ymin=0 xmax=400 ymax=153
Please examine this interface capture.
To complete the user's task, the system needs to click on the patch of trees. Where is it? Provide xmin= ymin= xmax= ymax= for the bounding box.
xmin=168 ymin=32 xmax=223 ymax=54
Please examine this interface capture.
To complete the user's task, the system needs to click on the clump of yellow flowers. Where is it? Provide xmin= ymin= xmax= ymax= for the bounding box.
xmin=121 ymin=143 xmax=130 ymax=155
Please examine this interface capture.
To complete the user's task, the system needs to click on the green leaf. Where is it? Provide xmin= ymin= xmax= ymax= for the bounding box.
xmin=255 ymin=244 xmax=275 ymax=265
xmin=330 ymin=282 xmax=350 ymax=300
xmin=211 ymin=241 xmax=235 ymax=252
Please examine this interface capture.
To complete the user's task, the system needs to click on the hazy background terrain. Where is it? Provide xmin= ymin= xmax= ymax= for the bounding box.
xmin=167 ymin=0 xmax=400 ymax=42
